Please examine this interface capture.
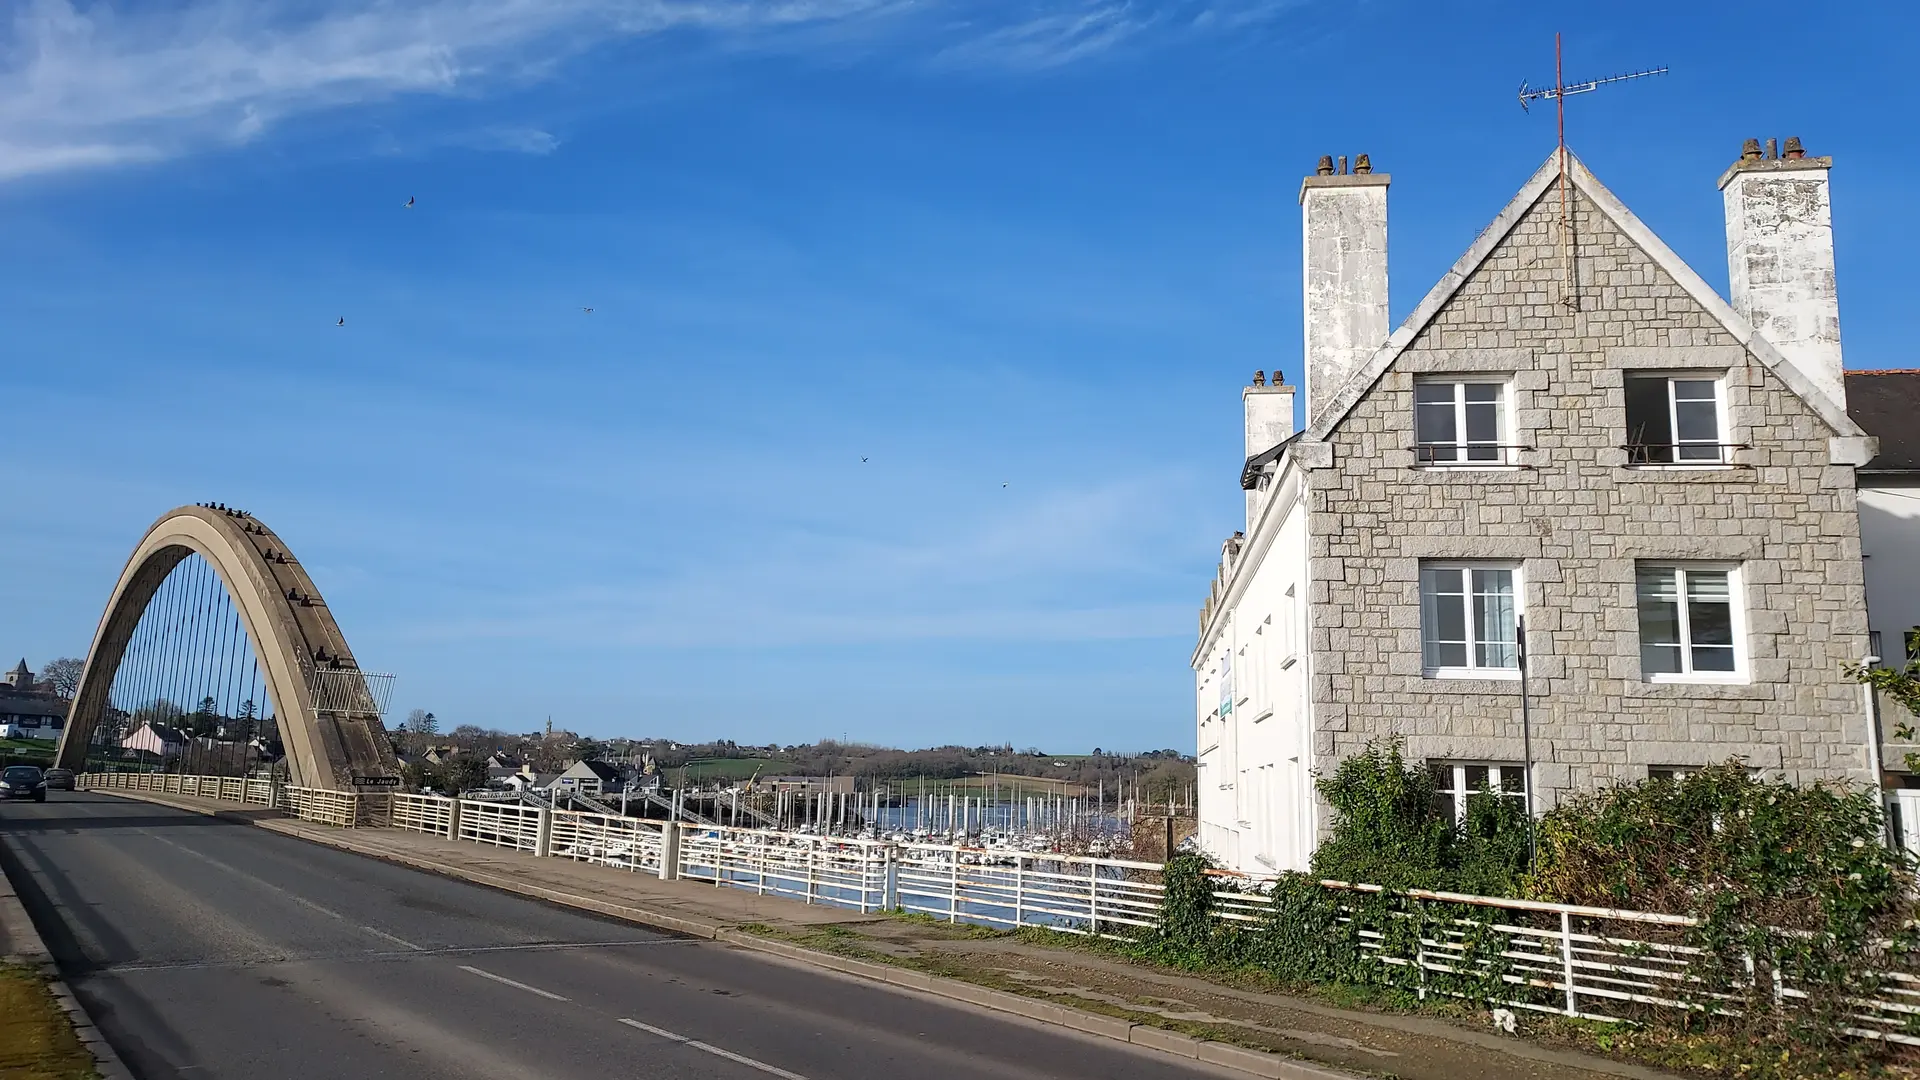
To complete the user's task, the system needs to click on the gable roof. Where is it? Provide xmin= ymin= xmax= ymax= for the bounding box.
xmin=1304 ymin=150 xmax=1869 ymax=445
xmin=1848 ymin=370 xmax=1920 ymax=473
xmin=560 ymin=759 xmax=622 ymax=781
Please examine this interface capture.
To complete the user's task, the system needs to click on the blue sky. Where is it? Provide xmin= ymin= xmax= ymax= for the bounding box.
xmin=1 ymin=0 xmax=1913 ymax=752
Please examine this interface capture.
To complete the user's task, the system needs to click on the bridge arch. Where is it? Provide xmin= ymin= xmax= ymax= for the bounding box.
xmin=55 ymin=505 xmax=398 ymax=790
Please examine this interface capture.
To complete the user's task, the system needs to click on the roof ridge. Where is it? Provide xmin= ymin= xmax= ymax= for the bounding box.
xmin=1302 ymin=149 xmax=1867 ymax=445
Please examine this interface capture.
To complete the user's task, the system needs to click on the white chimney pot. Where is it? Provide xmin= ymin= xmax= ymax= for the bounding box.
xmin=1718 ymin=144 xmax=1844 ymax=410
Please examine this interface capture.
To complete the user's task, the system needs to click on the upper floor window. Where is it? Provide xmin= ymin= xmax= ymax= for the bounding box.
xmin=1415 ymin=380 xmax=1512 ymax=465
xmin=1624 ymin=373 xmax=1732 ymax=465
xmin=1636 ymin=564 xmax=1743 ymax=680
xmin=1419 ymin=562 xmax=1520 ymax=678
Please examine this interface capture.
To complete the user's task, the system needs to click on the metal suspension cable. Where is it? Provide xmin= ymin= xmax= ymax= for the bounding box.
xmin=154 ymin=561 xmax=185 ymax=758
xmin=177 ymin=556 xmax=211 ymax=772
xmin=213 ymin=585 xmax=239 ymax=774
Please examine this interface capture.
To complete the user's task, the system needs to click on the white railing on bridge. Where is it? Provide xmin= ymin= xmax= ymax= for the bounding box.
xmin=77 ymin=770 xmax=1920 ymax=1045
xmin=895 ymin=844 xmax=1162 ymax=935
xmin=548 ymin=808 xmax=666 ymax=875
xmin=281 ymin=786 xmax=361 ymax=828
xmin=679 ymin=825 xmax=891 ymax=912
xmin=458 ymin=799 xmax=543 ymax=852
xmin=389 ymin=792 xmax=455 ymax=836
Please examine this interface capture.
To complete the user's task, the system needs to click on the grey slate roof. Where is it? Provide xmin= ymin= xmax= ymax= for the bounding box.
xmin=1848 ymin=370 xmax=1920 ymax=474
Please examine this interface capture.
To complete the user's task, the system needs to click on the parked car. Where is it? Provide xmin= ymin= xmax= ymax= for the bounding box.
xmin=41 ymin=767 xmax=74 ymax=791
xmin=1 ymin=766 xmax=46 ymax=802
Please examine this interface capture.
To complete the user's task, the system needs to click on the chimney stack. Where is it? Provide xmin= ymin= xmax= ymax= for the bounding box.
xmin=1718 ymin=137 xmax=1845 ymax=409
xmin=1301 ymin=155 xmax=1390 ymax=426
xmin=1245 ymin=370 xmax=1296 ymax=530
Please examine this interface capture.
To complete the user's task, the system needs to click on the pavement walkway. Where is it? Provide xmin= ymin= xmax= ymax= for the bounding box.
xmin=93 ymin=789 xmax=1682 ymax=1080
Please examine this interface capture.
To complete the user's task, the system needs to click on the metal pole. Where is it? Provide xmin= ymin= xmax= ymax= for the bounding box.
xmin=1518 ymin=614 xmax=1538 ymax=864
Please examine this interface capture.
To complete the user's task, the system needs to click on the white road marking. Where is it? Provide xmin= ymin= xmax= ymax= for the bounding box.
xmin=458 ymin=965 xmax=570 ymax=1001
xmin=618 ymin=1017 xmax=809 ymax=1080
xmin=140 ymin=830 xmax=424 ymax=950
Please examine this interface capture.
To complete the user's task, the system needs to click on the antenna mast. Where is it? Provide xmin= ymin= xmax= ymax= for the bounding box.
xmin=1517 ymin=36 xmax=1667 ymax=309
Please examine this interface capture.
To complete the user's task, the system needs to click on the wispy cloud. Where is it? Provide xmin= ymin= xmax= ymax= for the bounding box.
xmin=0 ymin=0 xmax=895 ymax=180
xmin=0 ymin=0 xmax=1311 ymax=181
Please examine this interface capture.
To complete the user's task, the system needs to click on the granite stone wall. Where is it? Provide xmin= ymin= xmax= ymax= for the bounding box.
xmin=1305 ymin=185 xmax=1870 ymax=810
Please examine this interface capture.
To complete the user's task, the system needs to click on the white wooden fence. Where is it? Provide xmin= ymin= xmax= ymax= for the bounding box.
xmin=77 ymin=770 xmax=1920 ymax=1044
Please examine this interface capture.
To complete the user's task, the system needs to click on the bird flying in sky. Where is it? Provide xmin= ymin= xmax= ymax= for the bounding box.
xmin=582 ymin=307 xmax=593 ymax=314
xmin=336 ymin=317 xmax=345 ymax=326
xmin=404 ymin=196 xmax=415 ymax=209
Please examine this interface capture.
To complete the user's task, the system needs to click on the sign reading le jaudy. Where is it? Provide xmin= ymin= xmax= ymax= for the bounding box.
xmin=351 ymin=775 xmax=401 ymax=787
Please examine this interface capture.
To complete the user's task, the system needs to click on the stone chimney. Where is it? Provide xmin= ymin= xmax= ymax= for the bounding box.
xmin=1244 ymin=370 xmax=1296 ymax=529
xmin=1718 ymin=136 xmax=1844 ymax=409
xmin=1301 ymin=154 xmax=1390 ymax=426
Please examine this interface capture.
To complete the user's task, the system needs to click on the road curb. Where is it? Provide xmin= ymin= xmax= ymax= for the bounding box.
xmin=0 ymin=835 xmax=138 ymax=1080
xmin=89 ymin=789 xmax=1356 ymax=1080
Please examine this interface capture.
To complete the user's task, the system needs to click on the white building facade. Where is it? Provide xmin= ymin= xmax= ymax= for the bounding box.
xmin=1196 ymin=141 xmax=1890 ymax=876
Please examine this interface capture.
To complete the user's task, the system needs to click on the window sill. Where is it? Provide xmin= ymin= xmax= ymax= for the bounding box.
xmin=1615 ymin=466 xmax=1754 ymax=483
xmin=1623 ymin=679 xmax=1769 ymax=700
xmin=1412 ymin=463 xmax=1528 ymax=472
xmin=1646 ymin=672 xmax=1749 ymax=685
xmin=1251 ymin=709 xmax=1273 ymax=725
xmin=1423 ymin=668 xmax=1521 ymax=681
xmin=1280 ymin=654 xmax=1298 ymax=670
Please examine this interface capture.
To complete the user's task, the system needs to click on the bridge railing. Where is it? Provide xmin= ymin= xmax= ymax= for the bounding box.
xmin=281 ymin=786 xmax=360 ymax=828
xmin=548 ymin=808 xmax=666 ymax=875
xmin=678 ymin=824 xmax=891 ymax=912
xmin=894 ymin=843 xmax=1163 ymax=936
xmin=458 ymin=799 xmax=543 ymax=852
xmin=75 ymin=772 xmax=1920 ymax=1045
xmin=389 ymin=792 xmax=455 ymax=836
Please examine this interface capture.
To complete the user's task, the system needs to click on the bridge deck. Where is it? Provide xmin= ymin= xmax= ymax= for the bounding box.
xmin=1 ymin=792 xmax=1237 ymax=1080
xmin=26 ymin=789 xmax=1669 ymax=1080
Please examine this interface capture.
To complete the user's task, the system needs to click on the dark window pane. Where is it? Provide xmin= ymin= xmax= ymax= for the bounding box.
xmin=1429 ymin=762 xmax=1454 ymax=791
xmin=1416 ymin=402 xmax=1457 ymax=447
xmin=1674 ymin=399 xmax=1720 ymax=452
xmin=1624 ymin=374 xmax=1672 ymax=457
xmin=1465 ymin=400 xmax=1499 ymax=443
xmin=1499 ymin=768 xmax=1526 ymax=794
xmin=1691 ymin=645 xmax=1737 ymax=672
xmin=1465 ymin=764 xmax=1490 ymax=791
xmin=1464 ymin=383 xmax=1502 ymax=404
xmin=1415 ymin=383 xmax=1457 ymax=405
xmin=1642 ymin=643 xmax=1683 ymax=674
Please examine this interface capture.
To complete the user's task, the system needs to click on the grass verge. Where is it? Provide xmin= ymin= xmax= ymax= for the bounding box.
xmin=0 ymin=964 xmax=97 ymax=1080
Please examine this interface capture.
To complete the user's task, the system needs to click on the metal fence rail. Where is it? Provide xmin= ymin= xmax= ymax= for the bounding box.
xmin=459 ymin=799 xmax=543 ymax=852
xmin=679 ymin=825 xmax=890 ymax=912
xmin=548 ymin=809 xmax=665 ymax=874
xmin=73 ymin=771 xmax=1920 ymax=1044
xmin=281 ymin=786 xmax=360 ymax=828
xmin=389 ymin=792 xmax=454 ymax=836
xmin=896 ymin=845 xmax=1163 ymax=935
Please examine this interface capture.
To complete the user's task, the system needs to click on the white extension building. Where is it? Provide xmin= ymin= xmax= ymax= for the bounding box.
xmin=1194 ymin=140 xmax=1904 ymax=876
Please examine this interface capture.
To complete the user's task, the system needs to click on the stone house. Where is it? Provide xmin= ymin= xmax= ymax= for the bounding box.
xmin=1195 ymin=141 xmax=1884 ymax=876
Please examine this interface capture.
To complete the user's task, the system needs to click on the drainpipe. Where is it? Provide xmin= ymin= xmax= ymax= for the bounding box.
xmin=1863 ymin=654 xmax=1888 ymax=844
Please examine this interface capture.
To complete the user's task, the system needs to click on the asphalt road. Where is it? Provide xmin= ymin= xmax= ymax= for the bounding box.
xmin=1 ymin=793 xmax=1234 ymax=1080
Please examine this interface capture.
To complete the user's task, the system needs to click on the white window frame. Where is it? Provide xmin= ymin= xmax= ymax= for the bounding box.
xmin=1419 ymin=561 xmax=1523 ymax=679
xmin=1635 ymin=562 xmax=1748 ymax=684
xmin=1429 ymin=761 xmax=1528 ymax=825
xmin=1628 ymin=564 xmax=1751 ymax=680
xmin=1413 ymin=378 xmax=1517 ymax=467
xmin=1623 ymin=371 xmax=1733 ymax=468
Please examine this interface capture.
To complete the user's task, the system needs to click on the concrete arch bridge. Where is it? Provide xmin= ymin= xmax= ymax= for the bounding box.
xmin=55 ymin=504 xmax=399 ymax=790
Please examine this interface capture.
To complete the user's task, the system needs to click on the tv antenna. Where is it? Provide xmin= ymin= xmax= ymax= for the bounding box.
xmin=1517 ymin=34 xmax=1667 ymax=309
